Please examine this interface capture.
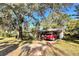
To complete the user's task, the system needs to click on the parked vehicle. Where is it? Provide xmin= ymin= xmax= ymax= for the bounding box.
xmin=37 ymin=28 xmax=64 ymax=41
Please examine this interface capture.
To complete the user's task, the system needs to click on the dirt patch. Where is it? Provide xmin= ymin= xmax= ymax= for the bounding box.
xmin=5 ymin=40 xmax=79 ymax=56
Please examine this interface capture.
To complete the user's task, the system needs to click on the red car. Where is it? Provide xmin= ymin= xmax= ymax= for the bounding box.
xmin=42 ymin=34 xmax=57 ymax=41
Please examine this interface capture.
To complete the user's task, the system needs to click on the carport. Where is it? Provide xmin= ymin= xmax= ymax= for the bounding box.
xmin=37 ymin=28 xmax=64 ymax=41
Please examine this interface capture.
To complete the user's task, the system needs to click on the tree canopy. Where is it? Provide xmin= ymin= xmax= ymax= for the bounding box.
xmin=0 ymin=3 xmax=78 ymax=40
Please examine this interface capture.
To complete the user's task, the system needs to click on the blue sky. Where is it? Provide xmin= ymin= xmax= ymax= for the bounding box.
xmin=63 ymin=4 xmax=76 ymax=19
xmin=24 ymin=4 xmax=78 ymax=28
xmin=24 ymin=7 xmax=52 ymax=28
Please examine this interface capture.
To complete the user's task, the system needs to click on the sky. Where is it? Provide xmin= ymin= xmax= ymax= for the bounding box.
xmin=24 ymin=3 xmax=79 ymax=28
xmin=63 ymin=4 xmax=77 ymax=19
xmin=24 ymin=7 xmax=52 ymax=28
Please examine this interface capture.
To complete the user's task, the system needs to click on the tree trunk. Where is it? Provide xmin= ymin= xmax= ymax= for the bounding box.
xmin=19 ymin=26 xmax=23 ymax=40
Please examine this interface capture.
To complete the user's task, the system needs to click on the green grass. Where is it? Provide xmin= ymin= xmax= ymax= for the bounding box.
xmin=54 ymin=40 xmax=79 ymax=55
xmin=0 ymin=37 xmax=16 ymax=43
xmin=0 ymin=36 xmax=34 ymax=47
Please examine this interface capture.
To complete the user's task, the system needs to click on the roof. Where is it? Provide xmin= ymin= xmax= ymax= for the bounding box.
xmin=38 ymin=27 xmax=64 ymax=32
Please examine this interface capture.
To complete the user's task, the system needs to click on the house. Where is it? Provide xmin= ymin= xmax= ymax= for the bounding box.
xmin=37 ymin=27 xmax=65 ymax=41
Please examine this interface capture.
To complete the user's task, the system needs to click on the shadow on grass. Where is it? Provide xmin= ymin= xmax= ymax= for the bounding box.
xmin=63 ymin=35 xmax=79 ymax=44
xmin=0 ymin=45 xmax=10 ymax=49
xmin=0 ymin=37 xmax=4 ymax=40
xmin=22 ymin=36 xmax=35 ymax=44
xmin=0 ymin=44 xmax=18 ymax=56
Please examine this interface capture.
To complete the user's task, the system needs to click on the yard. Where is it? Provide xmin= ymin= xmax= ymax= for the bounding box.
xmin=0 ymin=36 xmax=79 ymax=56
